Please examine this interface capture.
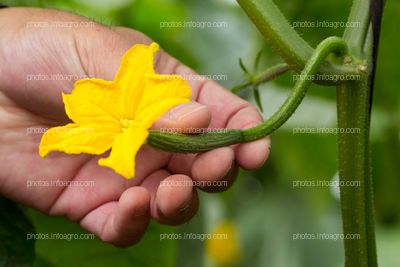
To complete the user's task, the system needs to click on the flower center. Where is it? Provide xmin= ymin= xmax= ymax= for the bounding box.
xmin=120 ymin=119 xmax=134 ymax=131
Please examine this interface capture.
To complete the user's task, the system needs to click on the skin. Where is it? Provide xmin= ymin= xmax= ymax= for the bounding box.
xmin=0 ymin=7 xmax=271 ymax=247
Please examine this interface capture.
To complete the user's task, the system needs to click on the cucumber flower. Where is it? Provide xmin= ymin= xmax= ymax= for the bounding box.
xmin=206 ymin=220 xmax=241 ymax=266
xmin=39 ymin=43 xmax=191 ymax=179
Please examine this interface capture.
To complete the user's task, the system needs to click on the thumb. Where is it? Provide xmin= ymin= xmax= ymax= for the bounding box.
xmin=151 ymin=101 xmax=211 ymax=133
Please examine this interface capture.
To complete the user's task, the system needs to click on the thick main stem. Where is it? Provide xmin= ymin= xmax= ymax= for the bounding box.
xmin=337 ymin=0 xmax=378 ymax=266
xmin=337 ymin=78 xmax=377 ymax=267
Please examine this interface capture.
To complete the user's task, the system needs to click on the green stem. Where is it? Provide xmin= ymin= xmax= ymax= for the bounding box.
xmin=236 ymin=0 xmax=360 ymax=84
xmin=236 ymin=0 xmax=312 ymax=70
xmin=337 ymin=0 xmax=378 ymax=266
xmin=147 ymin=37 xmax=349 ymax=152
xmin=243 ymin=37 xmax=348 ymax=141
xmin=231 ymin=63 xmax=289 ymax=94
xmin=343 ymin=0 xmax=371 ymax=58
xmin=336 ymin=70 xmax=377 ymax=267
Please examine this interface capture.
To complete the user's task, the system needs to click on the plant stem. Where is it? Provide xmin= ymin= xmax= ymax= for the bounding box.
xmin=236 ymin=0 xmax=360 ymax=84
xmin=237 ymin=0 xmax=312 ymax=69
xmin=343 ymin=0 xmax=371 ymax=58
xmin=147 ymin=37 xmax=348 ymax=152
xmin=337 ymin=77 xmax=377 ymax=267
xmin=243 ymin=37 xmax=347 ymax=141
xmin=337 ymin=0 xmax=380 ymax=266
xmin=231 ymin=63 xmax=289 ymax=94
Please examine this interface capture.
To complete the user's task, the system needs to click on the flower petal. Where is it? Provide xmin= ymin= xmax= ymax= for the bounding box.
xmin=39 ymin=123 xmax=119 ymax=157
xmin=134 ymin=74 xmax=192 ymax=127
xmin=98 ymin=127 xmax=148 ymax=179
xmin=63 ymin=78 xmax=121 ymax=126
xmin=116 ymin=43 xmax=159 ymax=118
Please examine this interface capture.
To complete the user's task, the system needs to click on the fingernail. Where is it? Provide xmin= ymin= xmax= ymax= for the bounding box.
xmin=166 ymin=102 xmax=207 ymax=121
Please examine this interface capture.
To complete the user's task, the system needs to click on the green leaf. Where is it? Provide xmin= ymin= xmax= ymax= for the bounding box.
xmin=253 ymin=49 xmax=263 ymax=71
xmin=253 ymin=86 xmax=263 ymax=112
xmin=239 ymin=58 xmax=250 ymax=74
xmin=0 ymin=198 xmax=36 ymax=267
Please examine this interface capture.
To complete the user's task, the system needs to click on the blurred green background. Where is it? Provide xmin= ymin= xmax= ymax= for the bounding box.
xmin=2 ymin=0 xmax=399 ymax=266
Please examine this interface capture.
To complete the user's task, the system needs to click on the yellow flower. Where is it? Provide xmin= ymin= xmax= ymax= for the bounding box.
xmin=205 ymin=221 xmax=241 ymax=266
xmin=39 ymin=43 xmax=191 ymax=179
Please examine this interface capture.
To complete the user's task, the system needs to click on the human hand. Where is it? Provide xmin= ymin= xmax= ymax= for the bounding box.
xmin=0 ymin=7 xmax=270 ymax=247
